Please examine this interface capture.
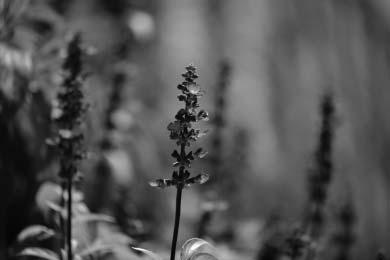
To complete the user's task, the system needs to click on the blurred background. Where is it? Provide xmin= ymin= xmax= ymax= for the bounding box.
xmin=1 ymin=0 xmax=390 ymax=259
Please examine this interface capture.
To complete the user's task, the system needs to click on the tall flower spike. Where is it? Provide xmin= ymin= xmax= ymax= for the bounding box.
xmin=50 ymin=33 xmax=88 ymax=260
xmin=306 ymin=92 xmax=335 ymax=239
xmin=150 ymin=65 xmax=209 ymax=189
xmin=149 ymin=65 xmax=209 ymax=260
xmin=52 ymin=33 xmax=87 ymax=179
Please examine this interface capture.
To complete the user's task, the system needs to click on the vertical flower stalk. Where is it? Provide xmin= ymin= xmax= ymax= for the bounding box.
xmin=51 ymin=34 xmax=87 ymax=260
xmin=306 ymin=93 xmax=335 ymax=239
xmin=304 ymin=93 xmax=336 ymax=260
xmin=150 ymin=65 xmax=209 ymax=260
xmin=197 ymin=60 xmax=231 ymax=238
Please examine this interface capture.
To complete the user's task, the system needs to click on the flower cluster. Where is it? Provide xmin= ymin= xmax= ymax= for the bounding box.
xmin=50 ymin=34 xmax=87 ymax=179
xmin=150 ymin=65 xmax=209 ymax=189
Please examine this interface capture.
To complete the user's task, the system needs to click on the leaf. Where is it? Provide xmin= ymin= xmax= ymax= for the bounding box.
xmin=17 ymin=225 xmax=56 ymax=243
xmin=46 ymin=201 xmax=63 ymax=214
xmin=17 ymin=247 xmax=59 ymax=260
xmin=185 ymin=174 xmax=209 ymax=187
xmin=178 ymin=95 xmax=187 ymax=101
xmin=194 ymin=148 xmax=208 ymax=159
xmin=171 ymin=150 xmax=180 ymax=159
xmin=149 ymin=179 xmax=175 ymax=188
xmin=181 ymin=238 xmax=216 ymax=260
xmin=196 ymin=130 xmax=208 ymax=139
xmin=73 ymin=214 xmax=115 ymax=224
xmin=197 ymin=110 xmax=209 ymax=121
xmin=132 ymin=247 xmax=162 ymax=260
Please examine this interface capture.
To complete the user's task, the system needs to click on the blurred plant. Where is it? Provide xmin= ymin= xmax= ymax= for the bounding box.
xmin=14 ymin=182 xmax=130 ymax=260
xmin=113 ymin=188 xmax=145 ymax=241
xmin=14 ymin=43 xmax=135 ymax=257
xmin=223 ymin=127 xmax=250 ymax=207
xmin=0 ymin=0 xmax=29 ymax=40
xmin=85 ymin=68 xmax=127 ymax=214
xmin=257 ymin=224 xmax=309 ymax=260
xmin=331 ymin=199 xmax=356 ymax=260
xmin=51 ymin=33 xmax=87 ymax=260
xmin=150 ymin=65 xmax=209 ymax=260
xmin=0 ymin=0 xmax=63 ymax=258
xmin=305 ymin=92 xmax=336 ymax=259
xmin=209 ymin=60 xmax=231 ymax=187
xmin=306 ymin=93 xmax=336 ymax=238
xmin=197 ymin=60 xmax=231 ymax=240
xmin=197 ymin=200 xmax=228 ymax=239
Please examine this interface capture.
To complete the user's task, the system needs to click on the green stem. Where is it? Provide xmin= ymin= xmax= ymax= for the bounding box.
xmin=170 ymin=186 xmax=183 ymax=260
xmin=67 ymin=176 xmax=72 ymax=260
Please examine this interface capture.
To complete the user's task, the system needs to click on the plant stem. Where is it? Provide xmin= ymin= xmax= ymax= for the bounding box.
xmin=170 ymin=186 xmax=183 ymax=260
xmin=67 ymin=176 xmax=72 ymax=260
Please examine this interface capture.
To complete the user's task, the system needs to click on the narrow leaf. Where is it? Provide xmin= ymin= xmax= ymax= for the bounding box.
xmin=17 ymin=225 xmax=56 ymax=243
xmin=185 ymin=174 xmax=209 ymax=187
xmin=73 ymin=214 xmax=115 ymax=224
xmin=132 ymin=247 xmax=162 ymax=260
xmin=149 ymin=179 xmax=175 ymax=188
xmin=46 ymin=201 xmax=63 ymax=213
xmin=17 ymin=247 xmax=59 ymax=260
xmin=194 ymin=148 xmax=208 ymax=159
xmin=196 ymin=130 xmax=208 ymax=139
